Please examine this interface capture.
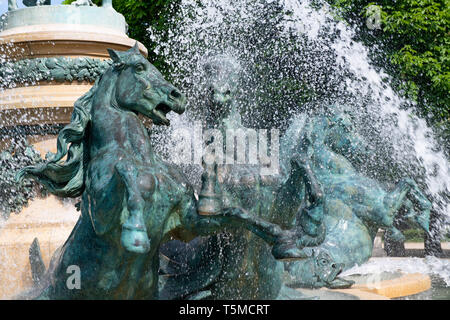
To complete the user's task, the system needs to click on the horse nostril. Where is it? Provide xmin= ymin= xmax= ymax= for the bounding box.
xmin=169 ymin=89 xmax=186 ymax=114
xmin=170 ymin=89 xmax=181 ymax=99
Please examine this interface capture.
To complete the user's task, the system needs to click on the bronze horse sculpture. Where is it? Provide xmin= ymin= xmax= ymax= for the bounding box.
xmin=158 ymin=53 xmax=432 ymax=294
xmin=159 ymin=55 xmax=339 ymax=300
xmin=284 ymin=111 xmax=432 ymax=288
xmin=17 ymin=45 xmax=320 ymax=299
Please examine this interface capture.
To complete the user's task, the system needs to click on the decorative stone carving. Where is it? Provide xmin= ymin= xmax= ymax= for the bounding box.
xmin=0 ymin=57 xmax=112 ymax=85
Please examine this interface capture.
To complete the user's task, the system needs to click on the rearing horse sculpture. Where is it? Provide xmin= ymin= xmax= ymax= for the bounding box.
xmin=19 ymin=44 xmax=188 ymax=255
xmin=284 ymin=111 xmax=432 ymax=288
xmin=159 ymin=55 xmax=331 ymax=300
xmin=17 ymin=45 xmax=314 ymax=299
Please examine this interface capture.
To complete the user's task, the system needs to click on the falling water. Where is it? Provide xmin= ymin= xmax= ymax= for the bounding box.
xmin=0 ymin=0 xmax=447 ymax=300
xmin=341 ymin=256 xmax=450 ymax=287
xmin=147 ymin=0 xmax=449 ymax=236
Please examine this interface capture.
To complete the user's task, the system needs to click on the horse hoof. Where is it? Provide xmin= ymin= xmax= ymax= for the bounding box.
xmin=121 ymin=227 xmax=151 ymax=254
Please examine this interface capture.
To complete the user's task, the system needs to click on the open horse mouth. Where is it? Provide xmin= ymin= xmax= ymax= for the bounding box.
xmin=154 ymin=102 xmax=172 ymax=125
xmin=333 ymin=262 xmax=344 ymax=277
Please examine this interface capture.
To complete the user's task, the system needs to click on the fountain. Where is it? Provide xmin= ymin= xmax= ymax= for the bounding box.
xmin=0 ymin=0 xmax=448 ymax=300
xmin=148 ymin=0 xmax=450 ymax=299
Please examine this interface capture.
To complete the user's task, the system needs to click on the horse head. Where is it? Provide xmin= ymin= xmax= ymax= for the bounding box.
xmin=107 ymin=43 xmax=186 ymax=126
xmin=202 ymin=54 xmax=241 ymax=125
xmin=285 ymin=249 xmax=354 ymax=289
xmin=322 ymin=107 xmax=373 ymax=161
xmin=299 ymin=106 xmax=370 ymax=155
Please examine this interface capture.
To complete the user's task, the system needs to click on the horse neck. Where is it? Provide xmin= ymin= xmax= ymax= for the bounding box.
xmin=89 ymin=78 xmax=156 ymax=163
xmin=303 ymin=122 xmax=345 ymax=167
xmin=310 ymin=135 xmax=357 ymax=176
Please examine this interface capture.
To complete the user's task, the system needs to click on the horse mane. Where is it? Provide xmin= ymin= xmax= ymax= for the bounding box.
xmin=298 ymin=115 xmax=327 ymax=147
xmin=16 ymin=77 xmax=101 ymax=197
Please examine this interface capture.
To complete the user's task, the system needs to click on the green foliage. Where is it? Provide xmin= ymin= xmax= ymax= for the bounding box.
xmin=399 ymin=228 xmax=450 ymax=242
xmin=327 ymin=0 xmax=449 ymax=134
xmin=113 ymin=0 xmax=181 ymax=74
xmin=62 ymin=0 xmax=180 ymax=73
xmin=0 ymin=140 xmax=44 ymax=219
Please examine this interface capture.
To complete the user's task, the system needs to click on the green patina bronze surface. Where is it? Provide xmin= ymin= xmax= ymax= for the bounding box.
xmin=284 ymin=110 xmax=432 ymax=288
xmin=16 ymin=46 xmax=312 ymax=299
xmin=0 ymin=57 xmax=112 ymax=85
xmin=159 ymin=55 xmax=433 ymax=295
xmin=159 ymin=55 xmax=331 ymax=300
xmin=9 ymin=45 xmax=433 ymax=298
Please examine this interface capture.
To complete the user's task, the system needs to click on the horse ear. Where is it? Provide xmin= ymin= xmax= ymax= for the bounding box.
xmin=301 ymin=120 xmax=314 ymax=145
xmin=132 ymin=42 xmax=140 ymax=54
xmin=107 ymin=49 xmax=122 ymax=63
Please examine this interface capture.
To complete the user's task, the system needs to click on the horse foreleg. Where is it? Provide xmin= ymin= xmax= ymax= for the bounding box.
xmin=182 ymin=202 xmax=310 ymax=261
xmin=382 ymin=178 xmax=431 ymax=237
xmin=217 ymin=153 xmax=326 ymax=261
xmin=182 ymin=154 xmax=318 ymax=261
xmin=115 ymin=162 xmax=151 ymax=254
xmin=270 ymin=155 xmax=306 ymax=228
xmin=291 ymin=154 xmax=325 ymax=240
xmin=220 ymin=207 xmax=311 ymax=261
xmin=381 ymin=179 xmax=411 ymax=241
xmin=406 ymin=183 xmax=431 ymax=232
xmin=402 ymin=198 xmax=429 ymax=233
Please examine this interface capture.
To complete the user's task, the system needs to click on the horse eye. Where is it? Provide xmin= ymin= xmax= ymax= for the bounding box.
xmin=136 ymin=64 xmax=145 ymax=72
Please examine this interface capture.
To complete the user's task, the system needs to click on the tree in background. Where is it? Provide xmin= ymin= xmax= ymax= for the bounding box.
xmin=328 ymin=0 xmax=449 ymax=147
xmin=328 ymin=0 xmax=449 ymax=256
xmin=62 ymin=0 xmax=179 ymax=74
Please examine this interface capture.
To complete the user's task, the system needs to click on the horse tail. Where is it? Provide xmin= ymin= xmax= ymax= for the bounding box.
xmin=15 ymin=77 xmax=100 ymax=198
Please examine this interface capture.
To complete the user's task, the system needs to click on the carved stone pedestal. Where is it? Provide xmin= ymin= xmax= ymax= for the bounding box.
xmin=0 ymin=4 xmax=148 ymax=299
xmin=0 ymin=195 xmax=79 ymax=299
xmin=0 ymin=4 xmax=147 ymax=129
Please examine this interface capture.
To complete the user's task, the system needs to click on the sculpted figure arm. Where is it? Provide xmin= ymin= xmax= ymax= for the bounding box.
xmin=171 ymin=161 xmax=317 ymax=261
